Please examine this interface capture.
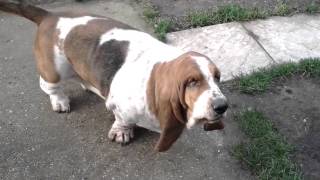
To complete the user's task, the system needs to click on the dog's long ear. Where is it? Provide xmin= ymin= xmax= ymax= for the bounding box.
xmin=154 ymin=80 xmax=187 ymax=152
xmin=154 ymin=117 xmax=185 ymax=152
xmin=154 ymin=64 xmax=187 ymax=152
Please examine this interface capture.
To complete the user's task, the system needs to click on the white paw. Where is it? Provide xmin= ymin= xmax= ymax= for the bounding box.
xmin=50 ymin=94 xmax=70 ymax=113
xmin=108 ymin=125 xmax=134 ymax=144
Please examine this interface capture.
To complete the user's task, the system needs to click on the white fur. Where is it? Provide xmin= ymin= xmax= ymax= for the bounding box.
xmin=187 ymin=56 xmax=227 ymax=129
xmin=57 ymin=16 xmax=99 ymax=41
xmin=53 ymin=45 xmax=75 ymax=79
xmin=108 ymin=115 xmax=134 ymax=143
xmin=39 ymin=76 xmax=70 ymax=112
xmin=101 ymin=28 xmax=184 ymax=133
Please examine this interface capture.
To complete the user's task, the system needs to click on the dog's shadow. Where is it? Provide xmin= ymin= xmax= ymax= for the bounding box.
xmin=69 ymin=89 xmax=103 ymax=112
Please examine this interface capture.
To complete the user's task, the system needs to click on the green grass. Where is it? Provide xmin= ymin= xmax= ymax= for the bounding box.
xmin=306 ymin=3 xmax=319 ymax=14
xmin=275 ymin=2 xmax=290 ymax=16
xmin=154 ymin=19 xmax=171 ymax=41
xmin=187 ymin=5 xmax=267 ymax=27
xmin=142 ymin=2 xmax=319 ymax=40
xmin=142 ymin=4 xmax=171 ymax=41
xmin=237 ymin=58 xmax=320 ymax=94
xmin=232 ymin=110 xmax=302 ymax=180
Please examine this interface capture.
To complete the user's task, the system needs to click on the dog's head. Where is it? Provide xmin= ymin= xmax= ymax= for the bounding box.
xmin=147 ymin=52 xmax=228 ymax=152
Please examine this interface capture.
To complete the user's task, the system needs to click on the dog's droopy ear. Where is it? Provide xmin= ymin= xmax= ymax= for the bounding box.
xmin=148 ymin=56 xmax=192 ymax=152
xmin=154 ymin=116 xmax=185 ymax=152
xmin=154 ymin=90 xmax=186 ymax=152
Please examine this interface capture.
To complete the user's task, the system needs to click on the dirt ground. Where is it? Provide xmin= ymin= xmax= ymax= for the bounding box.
xmin=222 ymin=76 xmax=320 ymax=180
xmin=150 ymin=0 xmax=320 ymax=17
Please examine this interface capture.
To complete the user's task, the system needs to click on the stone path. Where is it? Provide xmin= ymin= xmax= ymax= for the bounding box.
xmin=167 ymin=14 xmax=320 ymax=81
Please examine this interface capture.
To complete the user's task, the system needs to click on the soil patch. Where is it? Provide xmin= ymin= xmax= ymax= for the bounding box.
xmin=222 ymin=75 xmax=320 ymax=180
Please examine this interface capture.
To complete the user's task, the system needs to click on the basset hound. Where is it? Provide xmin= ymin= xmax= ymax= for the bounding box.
xmin=0 ymin=1 xmax=228 ymax=152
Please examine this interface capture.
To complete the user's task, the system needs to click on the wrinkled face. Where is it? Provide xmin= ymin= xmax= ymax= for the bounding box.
xmin=184 ymin=55 xmax=228 ymax=130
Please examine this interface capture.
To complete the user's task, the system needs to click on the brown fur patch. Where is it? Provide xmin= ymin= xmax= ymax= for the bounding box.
xmin=63 ymin=18 xmax=132 ymax=96
xmin=209 ymin=63 xmax=221 ymax=82
xmin=33 ymin=11 xmax=133 ymax=89
xmin=34 ymin=15 xmax=60 ymax=83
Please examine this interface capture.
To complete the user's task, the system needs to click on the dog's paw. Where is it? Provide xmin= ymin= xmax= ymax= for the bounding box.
xmin=108 ymin=125 xmax=134 ymax=144
xmin=50 ymin=94 xmax=70 ymax=113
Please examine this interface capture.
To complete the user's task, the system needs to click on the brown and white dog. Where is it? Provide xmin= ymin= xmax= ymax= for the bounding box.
xmin=0 ymin=1 xmax=228 ymax=152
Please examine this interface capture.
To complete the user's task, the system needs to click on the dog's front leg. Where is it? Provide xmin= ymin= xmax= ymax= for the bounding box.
xmin=108 ymin=114 xmax=134 ymax=144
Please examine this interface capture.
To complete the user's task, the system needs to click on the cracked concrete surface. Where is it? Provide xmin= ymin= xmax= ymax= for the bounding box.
xmin=243 ymin=14 xmax=320 ymax=63
xmin=167 ymin=14 xmax=320 ymax=81
xmin=167 ymin=22 xmax=273 ymax=81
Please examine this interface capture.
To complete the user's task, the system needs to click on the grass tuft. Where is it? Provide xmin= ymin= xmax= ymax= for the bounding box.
xmin=237 ymin=110 xmax=274 ymax=138
xmin=232 ymin=110 xmax=302 ymax=180
xmin=275 ymin=2 xmax=290 ymax=16
xmin=141 ymin=4 xmax=171 ymax=41
xmin=215 ymin=5 xmax=267 ymax=23
xmin=187 ymin=5 xmax=267 ymax=27
xmin=306 ymin=3 xmax=319 ymax=14
xmin=237 ymin=58 xmax=320 ymax=94
xmin=187 ymin=9 xmax=214 ymax=27
xmin=154 ymin=19 xmax=172 ymax=41
xmin=142 ymin=2 xmax=318 ymax=33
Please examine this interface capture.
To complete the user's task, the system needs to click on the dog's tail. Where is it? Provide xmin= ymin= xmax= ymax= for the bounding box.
xmin=0 ymin=0 xmax=49 ymax=25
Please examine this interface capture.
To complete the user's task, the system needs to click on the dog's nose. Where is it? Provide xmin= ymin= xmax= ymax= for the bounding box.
xmin=213 ymin=98 xmax=228 ymax=114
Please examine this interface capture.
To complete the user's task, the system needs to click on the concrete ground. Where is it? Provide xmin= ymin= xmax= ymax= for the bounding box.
xmin=0 ymin=1 xmax=252 ymax=180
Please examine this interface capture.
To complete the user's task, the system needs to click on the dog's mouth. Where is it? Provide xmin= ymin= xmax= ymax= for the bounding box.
xmin=203 ymin=115 xmax=224 ymax=131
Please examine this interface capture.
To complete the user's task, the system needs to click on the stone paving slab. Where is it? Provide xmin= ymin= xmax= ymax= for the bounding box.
xmin=287 ymin=14 xmax=320 ymax=30
xmin=167 ymin=22 xmax=273 ymax=81
xmin=243 ymin=14 xmax=320 ymax=63
xmin=167 ymin=14 xmax=320 ymax=81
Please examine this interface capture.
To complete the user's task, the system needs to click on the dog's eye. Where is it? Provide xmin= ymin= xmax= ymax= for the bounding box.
xmin=187 ymin=79 xmax=200 ymax=88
